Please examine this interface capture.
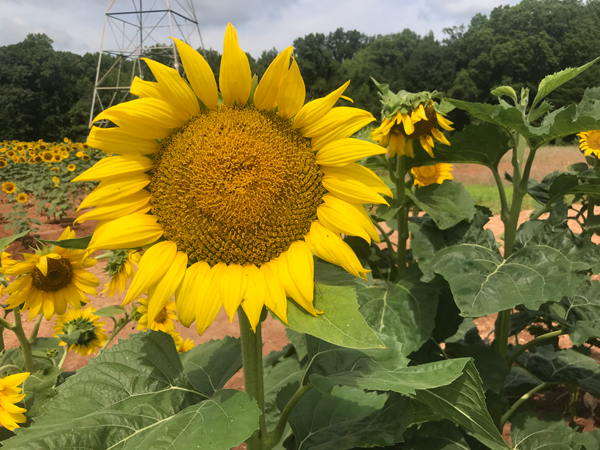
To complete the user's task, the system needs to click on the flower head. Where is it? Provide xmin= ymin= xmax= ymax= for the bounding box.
xmin=0 ymin=372 xmax=30 ymax=430
xmin=53 ymin=305 xmax=107 ymax=356
xmin=76 ymin=24 xmax=389 ymax=334
xmin=2 ymin=182 xmax=16 ymax=194
xmin=411 ymin=163 xmax=454 ymax=188
xmin=67 ymin=164 xmax=76 ymax=172
xmin=102 ymin=250 xmax=140 ymax=297
xmin=16 ymin=193 xmax=28 ymax=204
xmin=171 ymin=332 xmax=195 ymax=353
xmin=578 ymin=130 xmax=600 ymax=158
xmin=0 ymin=227 xmax=99 ymax=320
xmin=135 ymin=296 xmax=177 ymax=334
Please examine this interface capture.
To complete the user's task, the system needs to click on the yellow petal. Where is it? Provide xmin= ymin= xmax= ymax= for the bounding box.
xmin=78 ymin=175 xmax=150 ymax=211
xmin=277 ymin=57 xmax=305 ymax=120
xmin=432 ymin=128 xmax=451 ymax=145
xmin=293 ymin=80 xmax=350 ymax=129
xmin=436 ymin=112 xmax=454 ymax=131
xmin=123 ymin=241 xmax=178 ymax=305
xmin=404 ymin=139 xmax=414 ymax=158
xmin=220 ymin=23 xmax=252 ymax=106
xmin=87 ymin=126 xmax=159 ymax=156
xmin=195 ymin=264 xmax=225 ymax=335
xmin=220 ymin=263 xmax=247 ymax=321
xmin=175 ymin=261 xmax=210 ymax=327
xmin=315 ymin=138 xmax=387 ymax=167
xmin=131 ymin=76 xmax=162 ymax=99
xmin=286 ymin=241 xmax=314 ymax=310
xmin=241 ymin=265 xmax=266 ymax=331
xmin=420 ymin=136 xmax=434 ymax=158
xmin=147 ymin=251 xmax=188 ymax=324
xmin=271 ymin=254 xmax=316 ymax=316
xmin=89 ymin=213 xmax=163 ymax=250
xmin=36 ymin=255 xmax=48 ymax=277
xmin=75 ymin=196 xmax=150 ymax=225
xmin=72 ymin=155 xmax=153 ymax=182
xmin=322 ymin=170 xmax=388 ymax=205
xmin=321 ymin=163 xmax=393 ymax=197
xmin=303 ymin=107 xmax=375 ymax=151
xmin=253 ymin=46 xmax=293 ymax=111
xmin=317 ymin=194 xmax=379 ymax=243
xmin=172 ymin=38 xmax=218 ymax=110
xmin=93 ymin=98 xmax=180 ymax=139
xmin=401 ymin=113 xmax=415 ymax=135
xmin=261 ymin=262 xmax=288 ymax=324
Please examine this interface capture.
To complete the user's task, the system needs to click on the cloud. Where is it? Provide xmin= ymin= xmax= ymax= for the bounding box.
xmin=420 ymin=0 xmax=521 ymax=21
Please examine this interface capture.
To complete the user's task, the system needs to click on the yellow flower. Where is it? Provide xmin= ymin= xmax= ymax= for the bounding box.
xmin=578 ymin=130 xmax=600 ymax=158
xmin=50 ymin=167 xmax=60 ymax=173
xmin=67 ymin=164 xmax=76 ymax=172
xmin=0 ymin=372 xmax=30 ymax=431
xmin=41 ymin=152 xmax=53 ymax=163
xmin=0 ymin=159 xmax=7 ymax=169
xmin=63 ymin=137 xmax=70 ymax=143
xmin=371 ymin=100 xmax=453 ymax=158
xmin=171 ymin=332 xmax=195 ymax=353
xmin=76 ymin=151 xmax=83 ymax=158
xmin=76 ymin=23 xmax=389 ymax=335
xmin=0 ymin=227 xmax=99 ymax=320
xmin=2 ymin=182 xmax=16 ymax=194
xmin=1 ymin=252 xmax=17 ymax=267
xmin=411 ymin=163 xmax=454 ymax=187
xmin=16 ymin=193 xmax=28 ymax=204
xmin=52 ymin=305 xmax=107 ymax=356
xmin=52 ymin=176 xmax=60 ymax=185
xmin=81 ymin=154 xmax=90 ymax=161
xmin=136 ymin=296 xmax=178 ymax=333
xmin=102 ymin=250 xmax=140 ymax=297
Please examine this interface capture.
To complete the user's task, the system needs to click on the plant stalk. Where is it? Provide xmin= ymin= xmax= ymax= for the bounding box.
xmin=239 ymin=308 xmax=267 ymax=450
xmin=13 ymin=310 xmax=34 ymax=373
xmin=395 ymin=155 xmax=408 ymax=271
xmin=506 ymin=329 xmax=564 ymax=367
xmin=29 ymin=314 xmax=43 ymax=343
xmin=265 ymin=383 xmax=313 ymax=450
xmin=500 ymin=382 xmax=559 ymax=426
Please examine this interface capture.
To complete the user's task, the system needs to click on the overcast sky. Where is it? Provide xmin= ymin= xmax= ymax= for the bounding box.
xmin=1 ymin=0 xmax=521 ymax=57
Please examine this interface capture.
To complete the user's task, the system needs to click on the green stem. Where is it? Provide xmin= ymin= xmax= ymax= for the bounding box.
xmin=494 ymin=310 xmax=512 ymax=359
xmin=0 ymin=316 xmax=15 ymax=330
xmin=99 ymin=317 xmax=131 ymax=353
xmin=395 ymin=155 xmax=408 ymax=271
xmin=491 ymin=168 xmax=510 ymax=225
xmin=265 ymin=383 xmax=313 ymax=450
xmin=372 ymin=220 xmax=397 ymax=257
xmin=13 ymin=310 xmax=34 ymax=373
xmin=239 ymin=308 xmax=266 ymax=450
xmin=0 ymin=364 xmax=22 ymax=375
xmin=507 ymin=329 xmax=564 ymax=367
xmin=378 ymin=155 xmax=397 ymax=183
xmin=0 ymin=325 xmax=5 ymax=354
xmin=58 ymin=346 xmax=68 ymax=369
xmin=500 ymin=382 xmax=559 ymax=426
xmin=29 ymin=314 xmax=43 ymax=343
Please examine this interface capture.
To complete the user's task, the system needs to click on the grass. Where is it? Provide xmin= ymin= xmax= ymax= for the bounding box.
xmin=464 ymin=185 xmax=535 ymax=215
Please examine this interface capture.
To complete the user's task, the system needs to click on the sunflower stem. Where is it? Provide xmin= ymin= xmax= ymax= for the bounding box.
xmin=12 ymin=310 xmax=34 ymax=373
xmin=0 ymin=316 xmax=15 ymax=331
xmin=29 ymin=314 xmax=43 ymax=343
xmin=265 ymin=382 xmax=313 ymax=450
xmin=58 ymin=346 xmax=69 ymax=369
xmin=239 ymin=308 xmax=267 ymax=450
xmin=99 ymin=316 xmax=131 ymax=353
xmin=395 ymin=155 xmax=408 ymax=271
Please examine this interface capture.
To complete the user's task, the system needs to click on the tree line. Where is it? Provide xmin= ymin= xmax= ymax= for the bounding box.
xmin=1 ymin=0 xmax=599 ymax=142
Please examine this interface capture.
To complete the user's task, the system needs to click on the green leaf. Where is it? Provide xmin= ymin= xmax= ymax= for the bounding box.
xmin=95 ymin=305 xmax=127 ymax=318
xmin=356 ymin=265 xmax=440 ymax=355
xmin=409 ymin=181 xmax=477 ymax=230
xmin=413 ymin=360 xmax=509 ymax=450
xmin=314 ymin=260 xmax=369 ymax=287
xmin=505 ymin=366 xmax=541 ymax=400
xmin=4 ymin=331 xmax=260 ymax=450
xmin=286 ymin=284 xmax=384 ymax=350
xmin=264 ymin=358 xmax=303 ymax=429
xmin=561 ymin=279 xmax=600 ymax=345
xmin=510 ymin=412 xmax=582 ymax=450
xmin=40 ymin=234 xmax=92 ymax=250
xmin=180 ymin=336 xmax=242 ymax=397
xmin=0 ymin=230 xmax=30 ymax=256
xmin=22 ymin=366 xmax=61 ymax=420
xmin=532 ymin=57 xmax=600 ymax=110
xmin=288 ymin=387 xmax=411 ymax=450
xmin=57 ymin=330 xmax=81 ymax=346
xmin=491 ymin=85 xmax=518 ymax=104
xmin=402 ymin=420 xmax=471 ymax=450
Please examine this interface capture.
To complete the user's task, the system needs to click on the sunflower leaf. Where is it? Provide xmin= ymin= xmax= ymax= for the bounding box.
xmin=0 ymin=229 xmax=30 ymax=255
xmin=510 ymin=412 xmax=582 ymax=450
xmin=40 ymin=234 xmax=92 ymax=250
xmin=95 ymin=305 xmax=127 ymax=319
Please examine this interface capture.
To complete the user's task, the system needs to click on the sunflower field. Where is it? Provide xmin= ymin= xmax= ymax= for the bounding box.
xmin=2 ymin=22 xmax=600 ymax=450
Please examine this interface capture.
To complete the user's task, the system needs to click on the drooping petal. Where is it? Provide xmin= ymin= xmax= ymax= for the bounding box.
xmin=401 ymin=113 xmax=415 ymax=135
xmin=432 ymin=128 xmax=451 ymax=145
xmin=175 ymin=261 xmax=210 ymax=327
xmin=220 ymin=263 xmax=247 ymax=321
xmin=195 ymin=264 xmax=225 ymax=335
xmin=72 ymin=155 xmax=154 ymax=182
xmin=322 ymin=174 xmax=388 ymax=205
xmin=77 ymin=175 xmax=150 ymax=211
xmin=293 ymin=80 xmax=350 ymax=129
xmin=123 ymin=241 xmax=178 ymax=305
xmin=271 ymin=254 xmax=316 ymax=316
xmin=88 ymin=214 xmax=163 ymax=250
xmin=147 ymin=251 xmax=188 ymax=324
xmin=317 ymin=194 xmax=379 ymax=243
xmin=436 ymin=112 xmax=454 ymax=131
xmin=303 ymin=107 xmax=375 ymax=151
xmin=87 ymin=126 xmax=159 ymax=156
xmin=286 ymin=241 xmax=314 ymax=310
xmin=253 ymin=46 xmax=293 ymax=111
xmin=172 ymin=38 xmax=219 ymax=110
xmin=241 ymin=265 xmax=266 ymax=331
xmin=277 ymin=57 xmax=305 ymax=120
xmin=315 ymin=138 xmax=387 ymax=167
xmin=261 ymin=262 xmax=288 ymax=324
xmin=321 ymin=163 xmax=393 ymax=197
xmin=220 ymin=23 xmax=252 ymax=106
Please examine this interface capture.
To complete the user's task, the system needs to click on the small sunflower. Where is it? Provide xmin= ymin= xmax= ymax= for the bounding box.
xmin=0 ymin=160 xmax=7 ymax=169
xmin=41 ymin=152 xmax=53 ymax=163
xmin=0 ymin=372 xmax=30 ymax=431
xmin=1 ymin=252 xmax=17 ymax=268
xmin=53 ymin=306 xmax=107 ymax=356
xmin=67 ymin=164 xmax=76 ymax=172
xmin=578 ymin=130 xmax=600 ymax=158
xmin=16 ymin=193 xmax=28 ymax=204
xmin=411 ymin=163 xmax=454 ymax=187
xmin=76 ymin=24 xmax=389 ymax=335
xmin=2 ymin=182 xmax=16 ymax=194
xmin=171 ymin=332 xmax=195 ymax=353
xmin=76 ymin=151 xmax=83 ymax=158
xmin=136 ymin=296 xmax=178 ymax=333
xmin=102 ymin=250 xmax=140 ymax=297
xmin=81 ymin=154 xmax=90 ymax=161
xmin=52 ymin=176 xmax=60 ymax=187
xmin=0 ymin=227 xmax=99 ymax=320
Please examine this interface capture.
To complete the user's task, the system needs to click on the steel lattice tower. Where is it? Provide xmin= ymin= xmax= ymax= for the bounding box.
xmin=89 ymin=0 xmax=204 ymax=127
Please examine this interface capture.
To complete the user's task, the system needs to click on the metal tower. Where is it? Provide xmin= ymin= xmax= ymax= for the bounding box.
xmin=89 ymin=0 xmax=205 ymax=127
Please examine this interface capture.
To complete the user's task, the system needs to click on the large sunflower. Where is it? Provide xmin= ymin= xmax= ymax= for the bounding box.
xmin=578 ymin=130 xmax=600 ymax=158
xmin=76 ymin=24 xmax=390 ymax=334
xmin=0 ymin=228 xmax=99 ymax=320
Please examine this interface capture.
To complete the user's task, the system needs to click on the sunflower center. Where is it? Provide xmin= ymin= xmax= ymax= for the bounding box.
xmin=154 ymin=307 xmax=169 ymax=325
xmin=151 ymin=106 xmax=326 ymax=266
xmin=31 ymin=257 xmax=73 ymax=292
xmin=409 ymin=104 xmax=437 ymax=138
xmin=589 ymin=131 xmax=600 ymax=150
xmin=417 ymin=165 xmax=439 ymax=183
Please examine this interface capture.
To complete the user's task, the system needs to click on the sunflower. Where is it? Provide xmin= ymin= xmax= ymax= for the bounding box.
xmin=0 ymin=372 xmax=30 ymax=431
xmin=67 ymin=164 xmax=76 ymax=172
xmin=102 ymin=249 xmax=140 ymax=297
xmin=52 ymin=306 xmax=107 ymax=356
xmin=0 ymin=159 xmax=7 ymax=169
xmin=135 ymin=296 xmax=178 ymax=333
xmin=16 ymin=193 xmax=28 ymax=204
xmin=578 ymin=130 xmax=600 ymax=158
xmin=41 ymin=152 xmax=53 ymax=163
xmin=0 ymin=227 xmax=99 ymax=320
xmin=52 ymin=176 xmax=60 ymax=186
xmin=81 ymin=154 xmax=90 ymax=161
xmin=76 ymin=151 xmax=83 ymax=158
xmin=2 ymin=182 xmax=16 ymax=194
xmin=1 ymin=252 xmax=17 ymax=268
xmin=50 ymin=167 xmax=60 ymax=173
xmin=171 ymin=332 xmax=195 ymax=353
xmin=77 ymin=23 xmax=389 ymax=334
xmin=411 ymin=163 xmax=453 ymax=187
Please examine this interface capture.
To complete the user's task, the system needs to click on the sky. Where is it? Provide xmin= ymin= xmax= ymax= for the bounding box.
xmin=0 ymin=0 xmax=521 ymax=57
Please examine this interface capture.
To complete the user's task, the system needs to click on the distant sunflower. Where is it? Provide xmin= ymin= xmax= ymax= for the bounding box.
xmin=52 ymin=176 xmax=60 ymax=186
xmin=52 ymin=305 xmax=107 ymax=356
xmin=171 ymin=332 xmax=195 ymax=353
xmin=81 ymin=154 xmax=90 ymax=161
xmin=411 ymin=163 xmax=454 ymax=187
xmin=102 ymin=249 xmax=140 ymax=297
xmin=50 ymin=167 xmax=60 ymax=173
xmin=0 ymin=372 xmax=30 ymax=431
xmin=41 ymin=152 xmax=53 ymax=163
xmin=67 ymin=164 xmax=76 ymax=172
xmin=77 ymin=23 xmax=388 ymax=334
xmin=2 ymin=182 xmax=16 ymax=194
xmin=16 ymin=193 xmax=28 ymax=204
xmin=578 ymin=130 xmax=600 ymax=158
xmin=0 ymin=227 xmax=99 ymax=320
xmin=0 ymin=160 xmax=7 ymax=169
xmin=136 ymin=296 xmax=177 ymax=334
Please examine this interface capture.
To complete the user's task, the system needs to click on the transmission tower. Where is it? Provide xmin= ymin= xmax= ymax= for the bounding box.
xmin=89 ymin=0 xmax=205 ymax=127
